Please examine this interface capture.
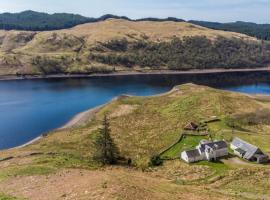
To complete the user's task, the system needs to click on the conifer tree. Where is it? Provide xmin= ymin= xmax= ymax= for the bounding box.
xmin=94 ymin=114 xmax=119 ymax=165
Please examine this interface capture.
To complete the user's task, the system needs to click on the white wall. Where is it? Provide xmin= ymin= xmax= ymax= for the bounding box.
xmin=230 ymin=144 xmax=237 ymax=150
xmin=181 ymin=152 xmax=190 ymax=163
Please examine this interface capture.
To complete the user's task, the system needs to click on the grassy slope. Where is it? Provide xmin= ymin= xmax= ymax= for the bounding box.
xmin=0 ymin=84 xmax=270 ymax=200
xmin=0 ymin=19 xmax=257 ymax=75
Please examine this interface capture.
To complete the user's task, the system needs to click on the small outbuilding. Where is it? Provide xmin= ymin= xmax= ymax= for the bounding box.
xmin=184 ymin=122 xmax=199 ymax=131
xmin=230 ymin=138 xmax=269 ymax=163
xmin=181 ymin=140 xmax=228 ymax=163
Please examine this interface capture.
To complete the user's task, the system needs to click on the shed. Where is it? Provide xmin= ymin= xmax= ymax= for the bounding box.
xmin=231 ymin=138 xmax=269 ymax=163
xmin=184 ymin=122 xmax=198 ymax=131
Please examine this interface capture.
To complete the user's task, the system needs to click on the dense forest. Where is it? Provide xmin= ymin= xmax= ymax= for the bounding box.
xmin=90 ymin=36 xmax=270 ymax=70
xmin=0 ymin=11 xmax=185 ymax=31
xmin=190 ymin=21 xmax=270 ymax=41
xmin=0 ymin=11 xmax=131 ymax=31
xmin=0 ymin=10 xmax=93 ymax=31
xmin=1 ymin=11 xmax=270 ymax=41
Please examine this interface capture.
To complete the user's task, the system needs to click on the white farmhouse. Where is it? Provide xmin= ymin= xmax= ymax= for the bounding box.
xmin=181 ymin=140 xmax=228 ymax=163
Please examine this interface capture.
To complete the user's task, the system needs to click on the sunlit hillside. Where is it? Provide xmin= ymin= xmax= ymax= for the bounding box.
xmin=1 ymin=19 xmax=268 ymax=76
xmin=0 ymin=84 xmax=270 ymax=200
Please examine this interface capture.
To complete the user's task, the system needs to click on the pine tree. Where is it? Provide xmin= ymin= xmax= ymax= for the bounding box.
xmin=94 ymin=114 xmax=119 ymax=165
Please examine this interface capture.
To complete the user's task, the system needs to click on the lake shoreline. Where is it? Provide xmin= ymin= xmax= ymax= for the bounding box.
xmin=3 ymin=76 xmax=270 ymax=150
xmin=11 ymin=97 xmax=124 ymax=150
xmin=10 ymin=106 xmax=102 ymax=151
xmin=8 ymin=89 xmax=270 ymax=151
xmin=2 ymin=67 xmax=270 ymax=81
xmin=11 ymin=105 xmax=103 ymax=150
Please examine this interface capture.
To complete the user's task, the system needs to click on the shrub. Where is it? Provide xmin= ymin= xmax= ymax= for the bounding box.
xmin=150 ymin=155 xmax=163 ymax=166
xmin=103 ymin=38 xmax=128 ymax=51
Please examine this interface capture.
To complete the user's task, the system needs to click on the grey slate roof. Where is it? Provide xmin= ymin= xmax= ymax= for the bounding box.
xmin=206 ymin=141 xmax=228 ymax=150
xmin=199 ymin=140 xmax=228 ymax=152
xmin=185 ymin=149 xmax=201 ymax=158
xmin=231 ymin=138 xmax=261 ymax=160
xmin=185 ymin=140 xmax=227 ymax=159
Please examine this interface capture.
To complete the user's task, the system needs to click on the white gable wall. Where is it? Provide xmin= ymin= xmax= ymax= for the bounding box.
xmin=181 ymin=151 xmax=204 ymax=163
xmin=181 ymin=152 xmax=190 ymax=163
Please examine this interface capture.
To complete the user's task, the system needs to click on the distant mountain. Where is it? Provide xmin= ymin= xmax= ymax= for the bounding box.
xmin=0 ymin=10 xmax=94 ymax=31
xmin=1 ymin=11 xmax=270 ymax=41
xmin=190 ymin=20 xmax=270 ymax=41
xmin=137 ymin=17 xmax=184 ymax=22
xmin=0 ymin=10 xmax=184 ymax=31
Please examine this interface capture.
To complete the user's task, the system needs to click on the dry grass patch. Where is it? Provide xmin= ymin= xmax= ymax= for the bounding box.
xmin=110 ymin=104 xmax=139 ymax=118
xmin=0 ymin=167 xmax=235 ymax=200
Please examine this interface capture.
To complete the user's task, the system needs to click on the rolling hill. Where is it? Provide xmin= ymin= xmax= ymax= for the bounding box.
xmin=1 ymin=11 xmax=270 ymax=42
xmin=0 ymin=84 xmax=270 ymax=200
xmin=1 ymin=18 xmax=270 ymax=76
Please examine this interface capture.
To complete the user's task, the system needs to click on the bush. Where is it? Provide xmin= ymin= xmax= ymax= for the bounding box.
xmin=150 ymin=155 xmax=163 ymax=166
xmin=32 ymin=56 xmax=65 ymax=74
xmin=103 ymin=38 xmax=128 ymax=51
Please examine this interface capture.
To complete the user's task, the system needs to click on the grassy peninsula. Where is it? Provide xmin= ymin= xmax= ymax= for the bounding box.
xmin=0 ymin=84 xmax=270 ymax=200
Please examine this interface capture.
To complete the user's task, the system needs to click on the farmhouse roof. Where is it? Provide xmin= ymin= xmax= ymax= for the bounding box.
xmin=206 ymin=141 xmax=228 ymax=149
xmin=231 ymin=138 xmax=260 ymax=160
xmin=185 ymin=149 xmax=201 ymax=158
xmin=199 ymin=140 xmax=227 ymax=152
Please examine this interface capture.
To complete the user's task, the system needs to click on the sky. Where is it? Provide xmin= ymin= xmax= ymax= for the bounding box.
xmin=1 ymin=0 xmax=270 ymax=23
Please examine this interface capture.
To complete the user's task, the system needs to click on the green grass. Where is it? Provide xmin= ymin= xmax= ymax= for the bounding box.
xmin=1 ymin=84 xmax=270 ymax=199
xmin=0 ymin=193 xmax=25 ymax=200
xmin=182 ymin=160 xmax=231 ymax=185
xmin=0 ymin=153 xmax=99 ymax=181
xmin=160 ymin=135 xmax=208 ymax=159
xmin=0 ymin=165 xmax=55 ymax=180
xmin=195 ymin=160 xmax=229 ymax=173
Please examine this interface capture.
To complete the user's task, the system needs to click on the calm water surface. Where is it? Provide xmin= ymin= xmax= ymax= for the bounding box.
xmin=1 ymin=72 xmax=270 ymax=150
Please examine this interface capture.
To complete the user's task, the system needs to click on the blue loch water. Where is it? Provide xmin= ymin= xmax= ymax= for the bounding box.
xmin=1 ymin=71 xmax=270 ymax=150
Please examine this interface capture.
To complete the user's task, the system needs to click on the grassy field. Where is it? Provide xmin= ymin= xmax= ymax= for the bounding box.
xmin=0 ymin=193 xmax=24 ymax=200
xmin=0 ymin=84 xmax=270 ymax=200
xmin=160 ymin=135 xmax=208 ymax=159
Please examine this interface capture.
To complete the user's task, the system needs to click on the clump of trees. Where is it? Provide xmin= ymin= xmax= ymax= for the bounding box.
xmin=94 ymin=115 xmax=119 ymax=165
xmin=103 ymin=38 xmax=128 ymax=52
xmin=232 ymin=109 xmax=270 ymax=126
xmin=90 ymin=36 xmax=270 ymax=70
xmin=32 ymin=56 xmax=65 ymax=74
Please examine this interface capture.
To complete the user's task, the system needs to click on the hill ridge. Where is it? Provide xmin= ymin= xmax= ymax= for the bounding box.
xmin=2 ymin=18 xmax=270 ymax=76
xmin=1 ymin=10 xmax=270 ymax=41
